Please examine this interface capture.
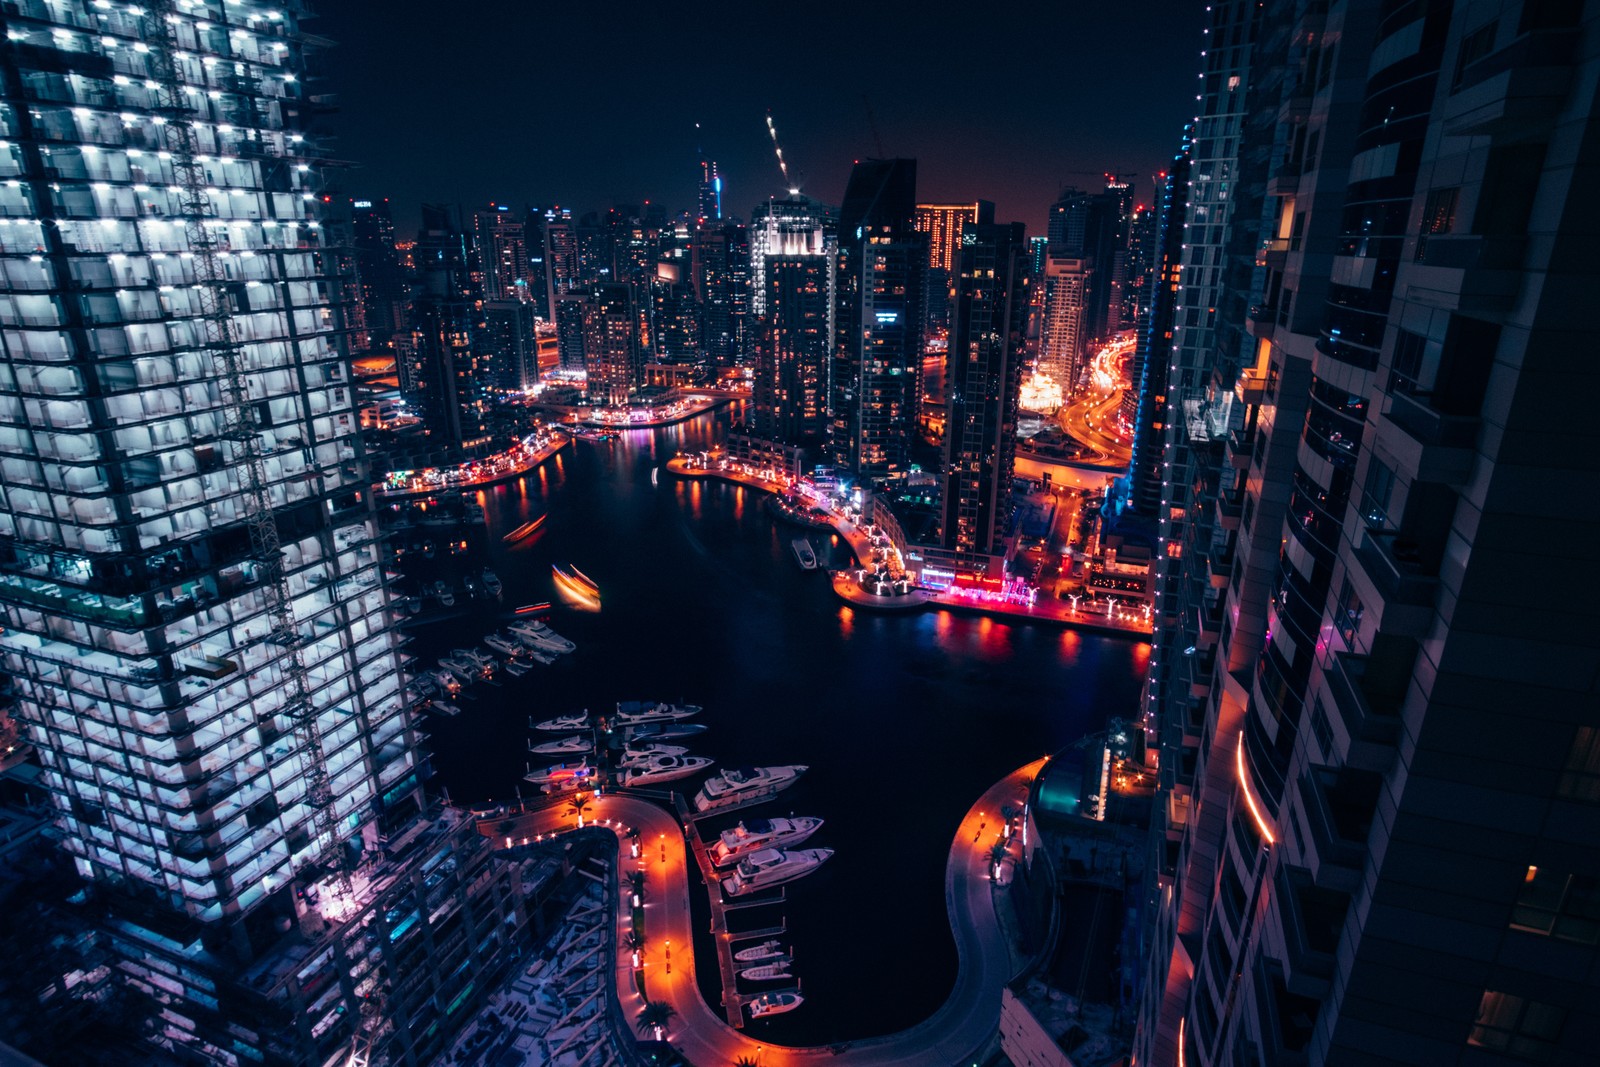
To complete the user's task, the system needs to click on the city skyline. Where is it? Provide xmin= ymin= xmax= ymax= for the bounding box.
xmin=312 ymin=0 xmax=1204 ymax=233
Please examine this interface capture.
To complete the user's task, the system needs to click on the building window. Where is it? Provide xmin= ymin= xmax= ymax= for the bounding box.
xmin=1310 ymin=697 xmax=1335 ymax=761
xmin=1453 ymin=23 xmax=1499 ymax=90
xmin=1558 ymin=726 xmax=1600 ymax=802
xmin=1335 ymin=578 xmax=1363 ymax=647
xmin=1468 ymin=990 xmax=1565 ymax=1061
xmin=1360 ymin=460 xmax=1396 ymax=530
xmin=1390 ymin=328 xmax=1426 ymax=395
xmin=1511 ymin=867 xmax=1600 ymax=944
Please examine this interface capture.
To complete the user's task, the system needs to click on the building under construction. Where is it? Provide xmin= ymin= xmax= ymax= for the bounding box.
xmin=0 ymin=1 xmax=526 ymax=1062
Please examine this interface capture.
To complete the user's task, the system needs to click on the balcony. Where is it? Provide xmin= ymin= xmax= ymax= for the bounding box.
xmin=1444 ymin=30 xmax=1577 ymax=138
xmin=1258 ymin=238 xmax=1290 ymax=271
xmin=1236 ymin=365 xmax=1274 ymax=406
xmin=1229 ymin=426 xmax=1257 ymax=470
xmin=1321 ymin=650 xmax=1403 ymax=771
xmin=1275 ymin=864 xmax=1347 ymax=997
xmin=1353 ymin=529 xmax=1439 ymax=634
xmin=1252 ymin=958 xmax=1316 ymax=1066
xmin=1408 ymin=234 xmax=1527 ymax=316
xmin=1246 ymin=304 xmax=1278 ymax=342
xmin=1268 ymin=159 xmax=1305 ymax=198
xmin=1384 ymin=391 xmax=1478 ymax=487
xmin=1297 ymin=765 xmax=1380 ymax=894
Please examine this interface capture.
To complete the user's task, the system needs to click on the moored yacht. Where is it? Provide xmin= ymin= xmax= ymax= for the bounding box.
xmin=733 ymin=940 xmax=786 ymax=964
xmin=626 ymin=722 xmax=708 ymax=740
xmin=530 ymin=734 xmax=591 ymax=756
xmin=432 ymin=580 xmax=455 ymax=607
xmin=619 ymin=743 xmax=688 ymax=766
xmin=791 ymin=538 xmax=817 ymax=570
xmin=429 ymin=701 xmax=461 ymax=717
xmin=739 ymin=961 xmax=793 ymax=982
xmin=483 ymin=633 xmax=522 ymax=658
xmin=620 ymin=754 xmax=715 ymax=787
xmin=503 ymin=659 xmax=531 ymax=678
xmin=613 ymin=700 xmax=702 ymax=727
xmin=720 ymin=847 xmax=832 ymax=897
xmin=481 ymin=567 xmax=503 ymax=598
xmin=524 ymin=759 xmax=595 ymax=789
xmin=438 ymin=656 xmax=478 ymax=685
xmin=694 ymin=765 xmax=807 ymax=812
xmin=508 ymin=620 xmax=576 ymax=654
xmin=534 ymin=710 xmax=590 ymax=732
xmin=747 ymin=991 xmax=803 ymax=1018
xmin=712 ymin=817 xmax=825 ymax=868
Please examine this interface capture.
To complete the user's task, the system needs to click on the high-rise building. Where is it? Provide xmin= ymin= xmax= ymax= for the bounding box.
xmin=555 ymin=291 xmax=590 ymax=373
xmin=753 ymin=237 xmax=835 ymax=447
xmin=1137 ymin=3 xmax=1600 ymax=1067
xmin=541 ymin=207 xmax=579 ymax=319
xmin=940 ymin=222 xmax=1029 ymax=571
xmin=350 ymin=198 xmax=408 ymax=353
xmin=749 ymin=195 xmax=837 ymax=319
xmin=697 ymin=156 xmax=723 ymax=223
xmin=1124 ymin=152 xmax=1189 ymax=518
xmin=483 ymin=299 xmax=538 ymax=392
xmin=1038 ymin=255 xmax=1091 ymax=389
xmin=690 ymin=222 xmax=735 ymax=369
xmin=0 ymin=4 xmax=526 ymax=1062
xmin=408 ymin=205 xmax=488 ymax=452
xmin=582 ymin=283 xmax=641 ymax=406
xmin=472 ymin=204 xmax=533 ymax=304
xmin=914 ymin=201 xmax=995 ymax=334
xmin=831 ymin=159 xmax=927 ymax=485
xmin=648 ymin=257 xmax=703 ymax=376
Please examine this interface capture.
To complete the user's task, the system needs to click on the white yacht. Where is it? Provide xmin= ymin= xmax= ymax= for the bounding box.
xmin=438 ymin=657 xmax=478 ymax=685
xmin=747 ymin=991 xmax=803 ymax=1018
xmin=733 ymin=940 xmax=787 ymax=964
xmin=530 ymin=735 xmax=591 ymax=756
xmin=712 ymin=816 xmax=825 ymax=868
xmin=426 ymin=669 xmax=461 ymax=694
xmin=432 ymin=580 xmax=454 ymax=607
xmin=720 ymin=847 xmax=832 ymax=897
xmin=693 ymin=765 xmax=807 ymax=813
xmin=452 ymin=648 xmax=496 ymax=672
xmin=620 ymin=754 xmax=714 ymax=788
xmin=739 ymin=961 xmax=793 ymax=982
xmin=483 ymin=634 xmax=522 ymax=659
xmin=614 ymin=700 xmax=702 ymax=727
xmin=503 ymin=659 xmax=531 ymax=678
xmin=619 ymin=743 xmax=689 ymax=766
xmin=524 ymin=759 xmax=595 ymax=789
xmin=508 ymin=620 xmax=576 ymax=654
xmin=533 ymin=711 xmax=590 ymax=732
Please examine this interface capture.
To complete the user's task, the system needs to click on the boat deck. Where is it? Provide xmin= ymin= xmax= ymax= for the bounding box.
xmin=684 ymin=785 xmax=786 ymax=823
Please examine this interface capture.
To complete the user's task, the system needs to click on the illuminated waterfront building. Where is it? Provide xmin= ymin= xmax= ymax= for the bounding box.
xmin=914 ymin=201 xmax=994 ymax=332
xmin=541 ymin=206 xmax=579 ymax=319
xmin=0 ymin=2 xmax=528 ymax=1061
xmin=831 ymin=158 xmax=927 ymax=486
xmin=749 ymin=194 xmax=836 ymax=319
xmin=408 ymin=205 xmax=488 ymax=452
xmin=484 ymin=299 xmax=539 ymax=392
xmin=753 ymin=236 xmax=835 ymax=447
xmin=940 ymin=222 xmax=1029 ymax=571
xmin=349 ymin=197 xmax=407 ymax=353
xmin=582 ymin=282 xmax=643 ymax=406
xmin=472 ymin=203 xmax=533 ymax=304
xmin=1136 ymin=2 xmax=1600 ymax=1066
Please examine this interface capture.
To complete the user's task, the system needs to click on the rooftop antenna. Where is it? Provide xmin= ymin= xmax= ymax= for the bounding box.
xmin=765 ymin=110 xmax=800 ymax=195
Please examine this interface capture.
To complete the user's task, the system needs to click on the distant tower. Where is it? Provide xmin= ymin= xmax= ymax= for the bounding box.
xmin=698 ymin=157 xmax=723 ymax=223
xmin=472 ymin=204 xmax=533 ymax=303
xmin=942 ymin=222 xmax=1030 ymax=571
xmin=582 ymin=283 xmax=642 ymax=406
xmin=410 ymin=205 xmax=488 ymax=451
xmin=831 ymin=159 xmax=926 ymax=485
xmin=914 ymin=201 xmax=994 ymax=333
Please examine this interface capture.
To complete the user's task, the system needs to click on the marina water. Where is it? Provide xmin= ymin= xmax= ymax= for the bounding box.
xmin=406 ymin=406 xmax=1149 ymax=1044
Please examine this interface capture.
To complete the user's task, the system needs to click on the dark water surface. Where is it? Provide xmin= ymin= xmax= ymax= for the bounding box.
xmin=410 ymin=406 xmax=1149 ymax=1044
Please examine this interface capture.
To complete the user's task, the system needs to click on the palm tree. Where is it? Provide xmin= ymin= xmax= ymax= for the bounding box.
xmin=635 ymin=999 xmax=676 ymax=1041
xmin=567 ymin=792 xmax=591 ymax=829
xmin=628 ymin=869 xmax=648 ymax=904
xmin=734 ymin=1057 xmax=762 ymax=1067
xmin=1000 ymin=804 xmax=1020 ymax=839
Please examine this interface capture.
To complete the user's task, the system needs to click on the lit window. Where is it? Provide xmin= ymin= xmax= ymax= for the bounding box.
xmin=1511 ymin=866 xmax=1600 ymax=944
xmin=1468 ymin=990 xmax=1564 ymax=1062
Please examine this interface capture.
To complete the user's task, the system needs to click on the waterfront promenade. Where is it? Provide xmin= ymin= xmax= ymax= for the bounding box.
xmin=667 ymin=457 xmax=1152 ymax=639
xmin=375 ymin=433 xmax=568 ymax=499
xmin=480 ymin=758 xmax=1044 ymax=1064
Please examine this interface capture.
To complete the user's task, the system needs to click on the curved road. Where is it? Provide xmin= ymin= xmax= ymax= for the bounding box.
xmin=485 ymin=759 xmax=1045 ymax=1065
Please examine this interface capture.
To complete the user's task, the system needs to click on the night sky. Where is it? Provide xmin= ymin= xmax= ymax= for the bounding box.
xmin=310 ymin=1 xmax=1205 ymax=236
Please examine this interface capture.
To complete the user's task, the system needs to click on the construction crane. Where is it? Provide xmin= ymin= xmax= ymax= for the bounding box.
xmin=764 ymin=110 xmax=800 ymax=195
xmin=145 ymin=2 xmax=349 ymax=898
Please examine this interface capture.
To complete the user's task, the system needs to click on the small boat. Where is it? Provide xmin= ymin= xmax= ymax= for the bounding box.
xmin=502 ymin=514 xmax=547 ymax=543
xmin=620 ymin=754 xmax=715 ymax=787
xmin=694 ymin=765 xmax=807 ymax=813
xmin=747 ymin=991 xmax=803 ymax=1018
xmin=432 ymin=580 xmax=454 ymax=607
xmin=739 ymin=961 xmax=793 ymax=982
xmin=524 ymin=759 xmax=594 ymax=788
xmin=720 ymin=847 xmax=832 ymax=897
xmin=451 ymin=648 xmax=495 ymax=674
xmin=531 ymin=734 xmax=591 ymax=756
xmin=792 ymin=538 xmax=817 ymax=570
xmin=614 ymin=700 xmax=702 ymax=727
xmin=620 ymin=743 xmax=689 ymax=766
xmin=429 ymin=701 xmax=461 ymax=717
xmin=626 ymin=722 xmax=709 ymax=741
xmin=439 ymin=657 xmax=478 ymax=684
xmin=508 ymin=620 xmax=575 ymax=654
xmin=481 ymin=568 xmax=503 ymax=598
xmin=484 ymin=634 xmax=523 ymax=658
xmin=553 ymin=562 xmax=601 ymax=598
xmin=462 ymin=575 xmax=482 ymax=600
xmin=426 ymin=669 xmax=461 ymax=694
xmin=712 ymin=816 xmax=825 ymax=868
xmin=534 ymin=711 xmax=590 ymax=732
xmin=523 ymin=645 xmax=558 ymax=665
xmin=503 ymin=659 xmax=531 ymax=678
xmin=733 ymin=940 xmax=787 ymax=964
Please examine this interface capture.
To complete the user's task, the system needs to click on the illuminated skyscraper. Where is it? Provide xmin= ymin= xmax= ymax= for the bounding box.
xmin=915 ymin=201 xmax=994 ymax=334
xmin=541 ymin=206 xmax=579 ymax=318
xmin=750 ymin=194 xmax=837 ymax=319
xmin=941 ymin=222 xmax=1029 ymax=571
xmin=349 ymin=198 xmax=407 ymax=353
xmin=583 ymin=283 xmax=642 ymax=406
xmin=0 ymin=4 xmax=524 ymax=1062
xmin=1137 ymin=4 xmax=1600 ymax=1067
xmin=472 ymin=203 xmax=533 ymax=304
xmin=754 ymin=235 xmax=835 ymax=447
xmin=831 ymin=159 xmax=927 ymax=485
